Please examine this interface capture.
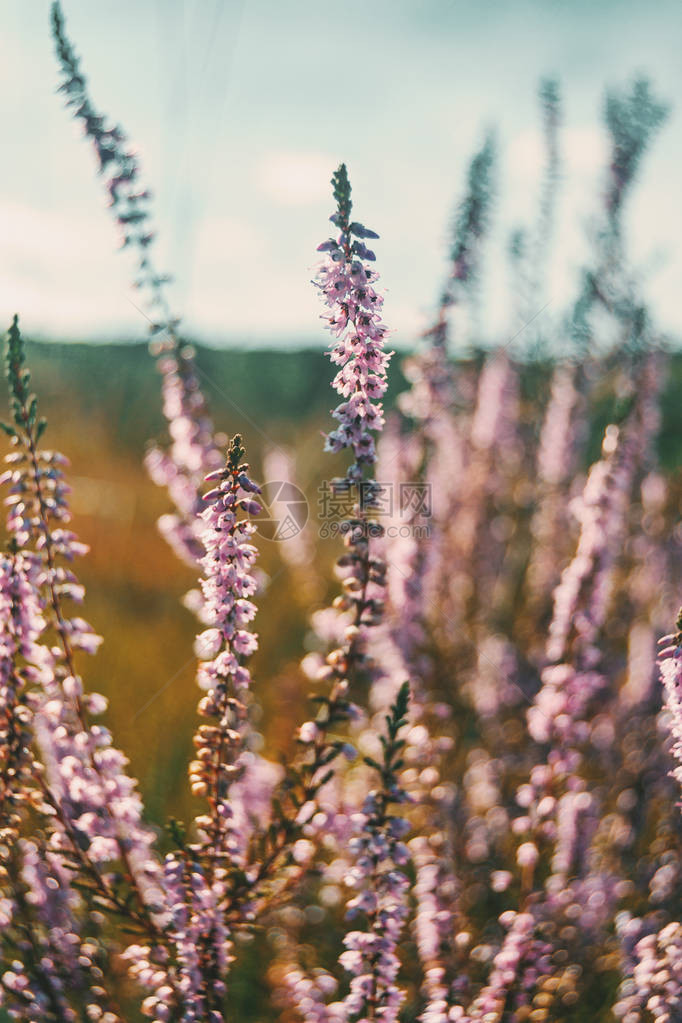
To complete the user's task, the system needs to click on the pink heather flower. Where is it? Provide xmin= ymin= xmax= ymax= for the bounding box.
xmin=470 ymin=351 xmax=519 ymax=455
xmin=315 ymin=164 xmax=392 ymax=483
xmin=452 ymin=912 xmax=552 ymax=1022
xmin=390 ymin=136 xmax=495 ymax=675
xmin=516 ymin=842 xmax=540 ymax=868
xmin=387 ymin=140 xmax=496 ymax=685
xmin=0 ymin=555 xmax=117 ymax=1018
xmin=281 ymin=967 xmax=338 ymax=1023
xmin=1 ymin=317 xmax=165 ymax=925
xmin=299 ymin=164 xmax=398 ymax=788
xmin=144 ymin=345 xmax=223 ymax=569
xmin=280 ymin=177 xmax=403 ymax=946
xmin=0 ymin=441 xmax=136 ymax=1020
xmin=526 ymin=363 xmax=582 ymax=614
xmin=0 ymin=551 xmax=48 ymax=808
xmin=298 ymin=721 xmax=319 ymax=744
xmin=188 ymin=434 xmax=281 ymax=884
xmin=282 ymin=685 xmax=413 ymax=1023
xmin=615 ymin=919 xmax=682 ymax=1023
xmin=491 ymin=870 xmax=512 ymax=893
xmin=123 ymin=853 xmax=233 ymax=1022
xmin=7 ymin=839 xmax=107 ymax=1020
xmin=536 ymin=364 xmax=580 ymax=487
xmin=334 ymin=684 xmax=412 ymax=1023
xmin=546 ymin=422 xmax=632 ymax=667
xmin=410 ymin=833 xmax=459 ymax=1021
xmin=658 ymin=626 xmax=682 ymax=792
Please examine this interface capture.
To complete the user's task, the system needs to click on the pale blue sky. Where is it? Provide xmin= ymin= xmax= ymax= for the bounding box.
xmin=2 ymin=1 xmax=681 ymax=347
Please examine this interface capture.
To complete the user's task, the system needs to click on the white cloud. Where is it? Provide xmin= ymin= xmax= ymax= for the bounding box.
xmin=256 ymin=151 xmax=338 ymax=207
xmin=0 ymin=200 xmax=137 ymax=336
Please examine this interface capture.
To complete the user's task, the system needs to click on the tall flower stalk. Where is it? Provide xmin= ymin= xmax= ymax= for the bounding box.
xmin=189 ymin=434 xmax=262 ymax=867
xmin=277 ymin=165 xmax=415 ymax=1019
xmin=121 ymin=438 xmax=264 ymax=1022
xmin=612 ymin=617 xmax=682 ymax=1021
xmin=659 ymin=610 xmax=682 ymax=794
xmin=335 ymin=682 xmax=412 ymax=1023
xmin=298 ymin=162 xmax=394 ymax=732
xmin=399 ymin=132 xmax=495 ymax=447
xmin=528 ymin=78 xmax=668 ymax=628
xmin=395 ymin=134 xmax=496 ymax=642
xmin=50 ymin=1 xmax=222 ymax=569
xmin=0 ymin=317 xmax=166 ymax=1019
xmin=1 ymin=317 xmax=163 ymax=921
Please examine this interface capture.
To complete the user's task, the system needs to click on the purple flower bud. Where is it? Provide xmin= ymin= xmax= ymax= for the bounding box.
xmin=238 ymin=499 xmax=261 ymax=516
xmin=238 ymin=473 xmax=261 ymax=493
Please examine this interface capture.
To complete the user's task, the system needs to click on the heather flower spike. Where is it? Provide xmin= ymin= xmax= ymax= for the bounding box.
xmin=190 ymin=434 xmax=261 ymax=861
xmin=336 ymin=682 xmax=412 ymax=1023
xmin=283 ymin=687 xmax=413 ymax=1023
xmin=51 ymin=2 xmax=222 ymax=572
xmin=604 ymin=77 xmax=669 ymax=225
xmin=392 ymin=138 xmax=498 ymax=669
xmin=612 ymin=607 xmax=682 ymax=1022
xmin=0 ymin=317 xmax=167 ymax=1019
xmin=571 ymin=77 xmax=668 ymax=352
xmin=316 ymin=163 xmax=392 ymax=483
xmin=441 ymin=131 xmax=496 ymax=316
xmin=275 ymin=163 xmax=416 ymax=1023
xmin=304 ymin=164 xmax=400 ymax=739
xmin=659 ymin=607 xmax=682 ymax=795
xmin=297 ymin=162 xmax=395 ymax=746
